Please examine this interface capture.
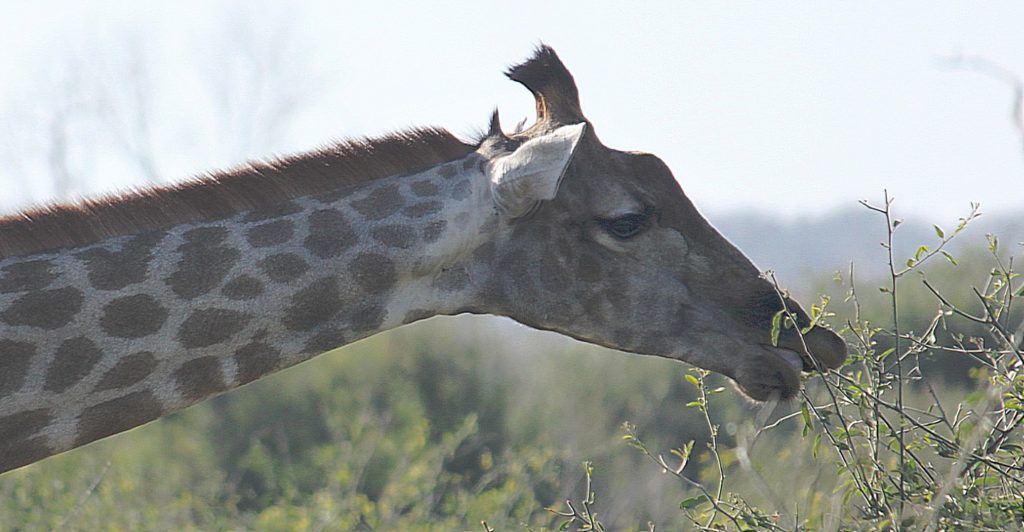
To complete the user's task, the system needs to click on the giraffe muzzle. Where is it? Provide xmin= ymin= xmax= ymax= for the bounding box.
xmin=773 ymin=326 xmax=848 ymax=373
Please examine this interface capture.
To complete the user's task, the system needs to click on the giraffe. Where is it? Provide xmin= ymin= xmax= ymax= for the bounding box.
xmin=0 ymin=46 xmax=846 ymax=475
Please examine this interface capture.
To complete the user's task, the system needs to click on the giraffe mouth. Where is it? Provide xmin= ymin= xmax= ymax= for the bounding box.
xmin=729 ymin=346 xmax=804 ymax=401
xmin=770 ymin=327 xmax=848 ymax=373
xmin=768 ymin=346 xmax=809 ymax=372
xmin=731 ymin=342 xmax=843 ymax=402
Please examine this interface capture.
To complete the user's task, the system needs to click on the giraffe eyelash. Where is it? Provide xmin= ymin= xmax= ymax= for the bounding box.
xmin=596 ymin=206 xmax=655 ymax=240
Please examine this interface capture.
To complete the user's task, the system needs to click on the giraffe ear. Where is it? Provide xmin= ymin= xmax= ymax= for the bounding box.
xmin=487 ymin=122 xmax=587 ymax=218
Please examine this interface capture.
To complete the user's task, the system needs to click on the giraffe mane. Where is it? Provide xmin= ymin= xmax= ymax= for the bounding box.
xmin=0 ymin=127 xmax=474 ymax=259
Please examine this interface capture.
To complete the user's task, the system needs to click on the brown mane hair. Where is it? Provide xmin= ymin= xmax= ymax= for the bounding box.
xmin=0 ymin=128 xmax=474 ymax=259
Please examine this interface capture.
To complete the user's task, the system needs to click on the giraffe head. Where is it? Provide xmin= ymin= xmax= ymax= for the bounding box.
xmin=464 ymin=46 xmax=846 ymax=401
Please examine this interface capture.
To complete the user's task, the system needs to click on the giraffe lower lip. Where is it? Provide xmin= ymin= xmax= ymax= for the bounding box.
xmin=769 ymin=347 xmax=805 ymax=372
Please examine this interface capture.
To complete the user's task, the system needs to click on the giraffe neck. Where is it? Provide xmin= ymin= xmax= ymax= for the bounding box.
xmin=0 ymin=154 xmax=494 ymax=473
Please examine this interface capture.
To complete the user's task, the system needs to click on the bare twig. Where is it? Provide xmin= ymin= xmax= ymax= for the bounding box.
xmin=55 ymin=460 xmax=113 ymax=530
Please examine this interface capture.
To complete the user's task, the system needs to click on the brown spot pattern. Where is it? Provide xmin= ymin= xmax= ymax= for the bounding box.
xmin=403 ymin=309 xmax=433 ymax=323
xmin=303 ymin=327 xmax=347 ymax=354
xmin=350 ymin=253 xmax=397 ymax=293
xmin=100 ymin=294 xmax=168 ymax=338
xmin=282 ymin=277 xmax=344 ymax=331
xmin=166 ymin=227 xmax=240 ymax=300
xmin=0 ymin=129 xmax=470 ymax=259
xmin=258 ymin=253 xmax=309 ymax=283
xmin=438 ymin=164 xmax=457 ymax=178
xmin=44 ymin=337 xmax=103 ymax=393
xmin=410 ymin=180 xmax=438 ymax=197
xmin=433 ymin=267 xmax=470 ymax=292
xmin=304 ymin=209 xmax=358 ymax=258
xmin=246 ymin=219 xmax=295 ymax=248
xmin=74 ymin=391 xmax=163 ymax=447
xmin=222 ymin=275 xmax=264 ymax=300
xmin=234 ymin=342 xmax=281 ymax=385
xmin=0 ymin=409 xmax=52 ymax=446
xmin=423 ymin=220 xmax=447 ymax=243
xmin=371 ymin=225 xmax=417 ymax=249
xmin=173 ymin=356 xmax=224 ymax=401
xmin=352 ymin=185 xmax=403 ymax=220
xmin=241 ymin=201 xmax=302 ymax=222
xmin=0 ymin=340 xmax=35 ymax=395
xmin=348 ymin=303 xmax=385 ymax=333
xmin=1 ymin=287 xmax=83 ymax=330
xmin=402 ymin=201 xmax=443 ymax=218
xmin=75 ymin=232 xmax=165 ymax=291
xmin=95 ymin=352 xmax=158 ymax=391
xmin=498 ymin=249 xmax=538 ymax=302
xmin=0 ymin=436 xmax=51 ymax=474
xmin=178 ymin=308 xmax=251 ymax=349
xmin=0 ymin=260 xmax=58 ymax=294
xmin=313 ymin=189 xmax=347 ymax=204
xmin=451 ymin=179 xmax=472 ymax=200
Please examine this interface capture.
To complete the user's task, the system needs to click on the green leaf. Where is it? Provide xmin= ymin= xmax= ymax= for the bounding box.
xmin=670 ymin=441 xmax=695 ymax=470
xmin=941 ymin=250 xmax=958 ymax=266
xmin=685 ymin=374 xmax=700 ymax=387
xmin=679 ymin=495 xmax=706 ymax=509
xmin=933 ymin=224 xmax=944 ymax=238
xmin=770 ymin=309 xmax=785 ymax=347
xmin=914 ymin=245 xmax=928 ymax=261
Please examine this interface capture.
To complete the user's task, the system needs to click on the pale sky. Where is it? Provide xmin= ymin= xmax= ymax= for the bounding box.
xmin=1 ymin=1 xmax=1021 ymax=223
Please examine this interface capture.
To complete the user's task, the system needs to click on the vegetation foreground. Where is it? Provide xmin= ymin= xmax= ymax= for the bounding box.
xmin=1 ymin=204 xmax=1022 ymax=530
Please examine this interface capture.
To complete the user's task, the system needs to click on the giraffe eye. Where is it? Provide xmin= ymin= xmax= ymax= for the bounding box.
xmin=598 ymin=209 xmax=652 ymax=239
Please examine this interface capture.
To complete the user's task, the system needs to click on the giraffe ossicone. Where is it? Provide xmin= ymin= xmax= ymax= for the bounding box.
xmin=0 ymin=46 xmax=846 ymax=475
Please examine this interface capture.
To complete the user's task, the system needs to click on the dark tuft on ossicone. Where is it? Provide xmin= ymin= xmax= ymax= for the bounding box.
xmin=505 ymin=45 xmax=585 ymax=127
